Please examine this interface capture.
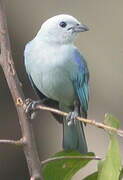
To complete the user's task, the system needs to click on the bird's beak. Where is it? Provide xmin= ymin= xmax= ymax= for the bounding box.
xmin=73 ymin=24 xmax=89 ymax=32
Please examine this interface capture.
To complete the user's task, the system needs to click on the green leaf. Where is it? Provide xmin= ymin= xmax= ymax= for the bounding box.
xmin=42 ymin=150 xmax=95 ymax=180
xmin=97 ymin=113 xmax=122 ymax=180
xmin=104 ymin=113 xmax=120 ymax=132
xmin=119 ymin=167 xmax=123 ymax=180
xmin=83 ymin=171 xmax=98 ymax=180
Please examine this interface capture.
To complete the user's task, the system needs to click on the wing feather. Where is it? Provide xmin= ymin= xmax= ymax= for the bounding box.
xmin=71 ymin=49 xmax=89 ymax=117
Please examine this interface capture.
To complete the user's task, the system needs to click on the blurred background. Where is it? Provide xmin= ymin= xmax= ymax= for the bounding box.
xmin=0 ymin=0 xmax=123 ymax=179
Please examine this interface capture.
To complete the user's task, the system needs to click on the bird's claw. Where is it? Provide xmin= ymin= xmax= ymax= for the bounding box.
xmin=66 ymin=111 xmax=78 ymax=126
xmin=25 ymin=98 xmax=41 ymax=120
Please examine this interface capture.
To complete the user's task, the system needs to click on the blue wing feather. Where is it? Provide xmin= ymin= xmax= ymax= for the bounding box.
xmin=72 ymin=49 xmax=89 ymax=117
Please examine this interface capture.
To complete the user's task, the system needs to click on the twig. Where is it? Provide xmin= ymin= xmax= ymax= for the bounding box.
xmin=36 ymin=104 xmax=123 ymax=137
xmin=41 ymin=156 xmax=101 ymax=165
xmin=0 ymin=139 xmax=24 ymax=146
xmin=0 ymin=2 xmax=43 ymax=180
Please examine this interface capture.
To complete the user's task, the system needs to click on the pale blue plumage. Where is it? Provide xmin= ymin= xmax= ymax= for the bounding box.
xmin=24 ymin=14 xmax=89 ymax=154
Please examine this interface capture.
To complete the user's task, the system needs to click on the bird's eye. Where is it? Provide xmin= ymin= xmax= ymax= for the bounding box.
xmin=59 ymin=21 xmax=67 ymax=28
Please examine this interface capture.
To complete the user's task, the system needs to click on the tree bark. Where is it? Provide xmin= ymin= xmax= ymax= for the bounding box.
xmin=0 ymin=2 xmax=43 ymax=180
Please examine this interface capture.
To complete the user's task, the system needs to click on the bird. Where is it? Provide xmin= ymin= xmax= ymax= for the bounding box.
xmin=24 ymin=14 xmax=89 ymax=154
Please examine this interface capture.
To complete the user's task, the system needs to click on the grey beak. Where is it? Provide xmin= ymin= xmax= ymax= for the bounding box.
xmin=73 ymin=24 xmax=89 ymax=32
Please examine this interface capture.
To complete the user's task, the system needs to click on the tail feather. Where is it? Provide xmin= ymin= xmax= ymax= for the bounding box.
xmin=63 ymin=117 xmax=88 ymax=154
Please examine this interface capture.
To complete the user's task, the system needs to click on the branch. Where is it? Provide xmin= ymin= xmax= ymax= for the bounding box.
xmin=0 ymin=139 xmax=24 ymax=146
xmin=0 ymin=2 xmax=43 ymax=180
xmin=36 ymin=104 xmax=123 ymax=137
xmin=41 ymin=156 xmax=101 ymax=165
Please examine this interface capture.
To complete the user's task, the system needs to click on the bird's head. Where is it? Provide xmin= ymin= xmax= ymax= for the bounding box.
xmin=37 ymin=14 xmax=89 ymax=44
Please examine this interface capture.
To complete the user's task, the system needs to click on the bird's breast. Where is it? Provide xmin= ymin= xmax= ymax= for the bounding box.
xmin=25 ymin=44 xmax=78 ymax=105
xmin=31 ymin=61 xmax=76 ymax=105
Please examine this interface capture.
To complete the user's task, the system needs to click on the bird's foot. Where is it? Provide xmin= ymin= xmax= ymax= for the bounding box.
xmin=66 ymin=111 xmax=78 ymax=126
xmin=25 ymin=98 xmax=42 ymax=120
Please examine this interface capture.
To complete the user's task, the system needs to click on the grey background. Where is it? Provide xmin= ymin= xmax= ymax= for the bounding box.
xmin=0 ymin=0 xmax=123 ymax=179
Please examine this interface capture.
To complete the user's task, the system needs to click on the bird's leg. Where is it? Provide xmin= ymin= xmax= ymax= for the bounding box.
xmin=66 ymin=100 xmax=79 ymax=126
xmin=25 ymin=98 xmax=46 ymax=119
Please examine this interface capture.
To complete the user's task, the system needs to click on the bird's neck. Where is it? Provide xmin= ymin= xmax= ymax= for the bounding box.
xmin=34 ymin=30 xmax=74 ymax=46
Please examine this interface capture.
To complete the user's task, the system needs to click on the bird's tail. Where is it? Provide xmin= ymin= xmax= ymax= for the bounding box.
xmin=61 ymin=105 xmax=88 ymax=154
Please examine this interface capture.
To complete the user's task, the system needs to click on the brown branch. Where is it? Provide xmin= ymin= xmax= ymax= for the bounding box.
xmin=0 ymin=2 xmax=43 ymax=180
xmin=36 ymin=104 xmax=123 ymax=137
xmin=0 ymin=139 xmax=24 ymax=146
xmin=41 ymin=156 xmax=101 ymax=165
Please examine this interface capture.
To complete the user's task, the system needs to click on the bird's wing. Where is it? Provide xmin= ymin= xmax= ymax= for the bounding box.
xmin=71 ymin=49 xmax=89 ymax=118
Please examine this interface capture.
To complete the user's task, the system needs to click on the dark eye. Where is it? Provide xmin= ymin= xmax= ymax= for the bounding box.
xmin=59 ymin=21 xmax=67 ymax=28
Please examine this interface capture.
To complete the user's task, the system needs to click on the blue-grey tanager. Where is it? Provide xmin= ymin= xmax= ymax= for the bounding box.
xmin=24 ymin=14 xmax=89 ymax=154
